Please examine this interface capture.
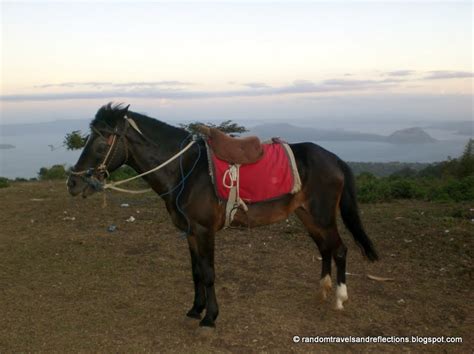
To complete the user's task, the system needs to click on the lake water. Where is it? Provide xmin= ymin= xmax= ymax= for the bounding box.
xmin=0 ymin=133 xmax=82 ymax=179
xmin=0 ymin=131 xmax=467 ymax=178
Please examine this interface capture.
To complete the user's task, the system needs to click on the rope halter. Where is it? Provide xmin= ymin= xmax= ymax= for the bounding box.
xmin=69 ymin=118 xmax=131 ymax=190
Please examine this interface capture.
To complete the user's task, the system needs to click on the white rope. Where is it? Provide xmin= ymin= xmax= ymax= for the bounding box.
xmin=105 ymin=185 xmax=152 ymax=194
xmin=103 ymin=140 xmax=196 ymax=190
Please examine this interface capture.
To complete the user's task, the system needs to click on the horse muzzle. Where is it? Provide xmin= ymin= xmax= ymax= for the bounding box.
xmin=67 ymin=174 xmax=102 ymax=198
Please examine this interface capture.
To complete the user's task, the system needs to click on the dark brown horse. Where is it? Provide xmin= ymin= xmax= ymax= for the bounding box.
xmin=67 ymin=103 xmax=378 ymax=328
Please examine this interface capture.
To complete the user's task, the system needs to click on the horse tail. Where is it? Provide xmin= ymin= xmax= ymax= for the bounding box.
xmin=337 ymin=159 xmax=379 ymax=261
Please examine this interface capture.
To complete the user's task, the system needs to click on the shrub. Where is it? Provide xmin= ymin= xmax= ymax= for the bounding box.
xmin=0 ymin=177 xmax=10 ymax=188
xmin=356 ymin=174 xmax=474 ymax=203
xmin=429 ymin=176 xmax=474 ymax=202
xmin=109 ymin=165 xmax=137 ymax=181
xmin=356 ymin=175 xmax=391 ymax=203
xmin=389 ymin=179 xmax=422 ymax=199
xmin=38 ymin=165 xmax=67 ymax=180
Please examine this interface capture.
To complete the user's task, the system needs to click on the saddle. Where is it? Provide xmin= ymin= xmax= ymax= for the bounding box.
xmin=197 ymin=125 xmax=264 ymax=164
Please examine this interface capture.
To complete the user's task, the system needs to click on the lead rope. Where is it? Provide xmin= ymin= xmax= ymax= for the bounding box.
xmin=102 ymin=140 xmax=196 ymax=192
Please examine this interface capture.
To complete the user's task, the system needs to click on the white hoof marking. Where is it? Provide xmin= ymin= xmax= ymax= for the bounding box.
xmin=335 ymin=283 xmax=348 ymax=310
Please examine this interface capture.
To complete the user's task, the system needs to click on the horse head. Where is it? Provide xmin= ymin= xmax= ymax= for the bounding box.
xmin=67 ymin=103 xmax=131 ymax=197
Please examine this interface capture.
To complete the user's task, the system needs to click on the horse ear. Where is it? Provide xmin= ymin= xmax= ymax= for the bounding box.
xmin=123 ymin=104 xmax=130 ymax=114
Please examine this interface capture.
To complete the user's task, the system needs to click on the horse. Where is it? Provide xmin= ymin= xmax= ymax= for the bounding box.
xmin=67 ymin=103 xmax=378 ymax=328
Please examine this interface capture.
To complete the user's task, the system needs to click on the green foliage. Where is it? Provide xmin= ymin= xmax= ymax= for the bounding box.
xmin=349 ymin=162 xmax=430 ymax=177
xmin=354 ymin=140 xmax=474 ymax=203
xmin=388 ymin=179 xmax=422 ymax=199
xmin=0 ymin=177 xmax=10 ymax=188
xmin=415 ymin=139 xmax=474 ymax=179
xmin=356 ymin=172 xmax=392 ymax=203
xmin=427 ymin=176 xmax=474 ymax=202
xmin=38 ymin=165 xmax=67 ymax=180
xmin=109 ymin=165 xmax=137 ymax=181
xmin=180 ymin=120 xmax=248 ymax=135
xmin=390 ymin=167 xmax=418 ymax=178
xmin=458 ymin=138 xmax=474 ymax=178
xmin=356 ymin=174 xmax=474 ymax=203
xmin=64 ymin=130 xmax=88 ymax=150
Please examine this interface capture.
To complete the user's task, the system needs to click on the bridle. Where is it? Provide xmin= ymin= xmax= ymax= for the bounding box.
xmin=69 ymin=118 xmax=131 ymax=190
xmin=69 ymin=115 xmax=197 ymax=194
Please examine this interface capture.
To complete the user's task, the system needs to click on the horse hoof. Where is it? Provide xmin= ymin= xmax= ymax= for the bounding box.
xmin=186 ymin=309 xmax=202 ymax=320
xmin=335 ymin=284 xmax=348 ymax=310
xmin=199 ymin=317 xmax=216 ymax=328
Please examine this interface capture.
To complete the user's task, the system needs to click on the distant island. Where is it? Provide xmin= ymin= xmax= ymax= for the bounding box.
xmin=249 ymin=124 xmax=437 ymax=144
xmin=387 ymin=127 xmax=437 ymax=144
xmin=0 ymin=144 xmax=15 ymax=149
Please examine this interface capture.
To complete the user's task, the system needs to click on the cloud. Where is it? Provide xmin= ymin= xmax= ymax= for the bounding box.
xmin=2 ymin=78 xmax=405 ymax=102
xmin=422 ymin=71 xmax=474 ymax=80
xmin=112 ymin=81 xmax=193 ymax=87
xmin=34 ymin=81 xmax=193 ymax=89
xmin=323 ymin=78 xmax=402 ymax=86
xmin=35 ymin=81 xmax=112 ymax=88
xmin=243 ymin=82 xmax=271 ymax=89
xmin=386 ymin=70 xmax=415 ymax=77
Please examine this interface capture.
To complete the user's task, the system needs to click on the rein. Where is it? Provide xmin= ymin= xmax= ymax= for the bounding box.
xmin=104 ymin=139 xmax=196 ymax=193
xmin=71 ymin=116 xmax=196 ymax=194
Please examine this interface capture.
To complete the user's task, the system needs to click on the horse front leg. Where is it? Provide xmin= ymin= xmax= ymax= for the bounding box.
xmin=186 ymin=236 xmax=206 ymax=319
xmin=196 ymin=231 xmax=219 ymax=327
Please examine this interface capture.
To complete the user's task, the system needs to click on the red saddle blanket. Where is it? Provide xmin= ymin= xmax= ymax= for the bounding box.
xmin=210 ymin=142 xmax=297 ymax=203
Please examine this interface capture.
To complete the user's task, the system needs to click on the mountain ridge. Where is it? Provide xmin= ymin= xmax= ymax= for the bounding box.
xmin=249 ymin=123 xmax=437 ymax=144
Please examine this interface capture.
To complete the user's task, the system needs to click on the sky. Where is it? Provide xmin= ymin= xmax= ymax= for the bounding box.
xmin=0 ymin=1 xmax=472 ymax=125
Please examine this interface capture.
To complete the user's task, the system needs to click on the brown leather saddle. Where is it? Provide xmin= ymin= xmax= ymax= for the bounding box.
xmin=197 ymin=125 xmax=264 ymax=164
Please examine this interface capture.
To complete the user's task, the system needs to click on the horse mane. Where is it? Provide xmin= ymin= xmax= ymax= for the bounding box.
xmin=91 ymin=102 xmax=188 ymax=142
xmin=90 ymin=102 xmax=128 ymax=129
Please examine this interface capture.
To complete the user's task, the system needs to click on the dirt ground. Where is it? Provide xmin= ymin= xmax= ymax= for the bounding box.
xmin=0 ymin=181 xmax=472 ymax=352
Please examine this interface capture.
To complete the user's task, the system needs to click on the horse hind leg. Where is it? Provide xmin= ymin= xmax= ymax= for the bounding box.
xmin=295 ymin=207 xmax=349 ymax=309
xmin=333 ymin=242 xmax=348 ymax=310
xmin=319 ymin=227 xmax=349 ymax=310
xmin=295 ymin=208 xmax=332 ymax=301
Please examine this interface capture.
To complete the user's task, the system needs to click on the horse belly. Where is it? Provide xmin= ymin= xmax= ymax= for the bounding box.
xmin=230 ymin=191 xmax=306 ymax=228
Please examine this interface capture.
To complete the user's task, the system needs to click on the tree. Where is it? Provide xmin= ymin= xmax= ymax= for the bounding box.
xmin=458 ymin=138 xmax=474 ymax=178
xmin=64 ymin=130 xmax=88 ymax=150
xmin=390 ymin=167 xmax=417 ymax=179
xmin=38 ymin=165 xmax=67 ymax=180
xmin=180 ymin=120 xmax=248 ymax=135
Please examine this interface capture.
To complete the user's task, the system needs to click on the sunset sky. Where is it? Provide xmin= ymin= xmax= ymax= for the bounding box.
xmin=1 ymin=1 xmax=472 ymax=124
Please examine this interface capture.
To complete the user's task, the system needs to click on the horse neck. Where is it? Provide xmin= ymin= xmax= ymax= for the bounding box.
xmin=124 ymin=115 xmax=192 ymax=196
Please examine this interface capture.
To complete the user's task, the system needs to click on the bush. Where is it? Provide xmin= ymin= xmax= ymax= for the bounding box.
xmin=0 ymin=177 xmax=10 ymax=188
xmin=389 ymin=179 xmax=421 ymax=199
xmin=38 ymin=165 xmax=67 ymax=180
xmin=356 ymin=175 xmax=391 ymax=203
xmin=109 ymin=165 xmax=137 ymax=181
xmin=356 ymin=174 xmax=474 ymax=203
xmin=428 ymin=176 xmax=474 ymax=202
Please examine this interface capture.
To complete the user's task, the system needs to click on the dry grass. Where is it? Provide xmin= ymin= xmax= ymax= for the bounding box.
xmin=0 ymin=181 xmax=472 ymax=352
